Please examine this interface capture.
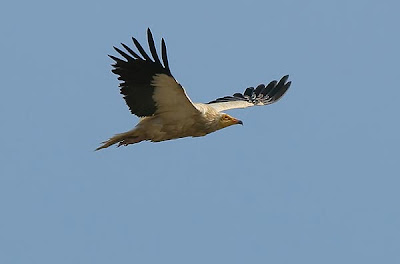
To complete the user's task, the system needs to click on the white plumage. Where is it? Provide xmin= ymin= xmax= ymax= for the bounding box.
xmin=96 ymin=29 xmax=291 ymax=150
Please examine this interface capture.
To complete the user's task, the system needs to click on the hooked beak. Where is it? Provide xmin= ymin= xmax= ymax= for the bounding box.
xmin=235 ymin=119 xmax=243 ymax=125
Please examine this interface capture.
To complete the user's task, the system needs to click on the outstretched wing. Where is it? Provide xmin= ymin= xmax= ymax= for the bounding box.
xmin=109 ymin=28 xmax=199 ymax=117
xmin=207 ymin=75 xmax=291 ymax=112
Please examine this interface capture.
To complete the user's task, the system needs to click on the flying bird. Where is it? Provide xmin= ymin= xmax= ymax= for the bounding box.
xmin=96 ymin=29 xmax=291 ymax=150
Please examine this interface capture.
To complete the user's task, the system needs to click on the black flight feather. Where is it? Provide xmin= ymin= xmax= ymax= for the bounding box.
xmin=147 ymin=29 xmax=162 ymax=66
xmin=207 ymin=75 xmax=291 ymax=105
xmin=109 ymin=29 xmax=173 ymax=117
xmin=121 ymin=43 xmax=141 ymax=59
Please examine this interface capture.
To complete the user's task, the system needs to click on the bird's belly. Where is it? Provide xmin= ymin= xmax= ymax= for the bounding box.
xmin=151 ymin=122 xmax=210 ymax=141
xmin=154 ymin=124 xmax=206 ymax=141
xmin=137 ymin=115 xmax=214 ymax=142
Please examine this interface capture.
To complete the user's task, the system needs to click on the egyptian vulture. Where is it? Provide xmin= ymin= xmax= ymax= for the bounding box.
xmin=96 ymin=29 xmax=291 ymax=150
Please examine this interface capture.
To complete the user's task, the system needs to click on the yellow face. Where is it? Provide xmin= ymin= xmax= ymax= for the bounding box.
xmin=219 ymin=114 xmax=243 ymax=128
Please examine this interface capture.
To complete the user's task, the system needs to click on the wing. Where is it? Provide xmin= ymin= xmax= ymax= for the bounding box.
xmin=207 ymin=75 xmax=291 ymax=112
xmin=109 ymin=28 xmax=199 ymax=117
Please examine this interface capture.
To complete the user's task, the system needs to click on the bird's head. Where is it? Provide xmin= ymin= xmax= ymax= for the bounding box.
xmin=218 ymin=113 xmax=243 ymax=129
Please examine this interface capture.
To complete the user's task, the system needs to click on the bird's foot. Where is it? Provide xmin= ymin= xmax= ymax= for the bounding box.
xmin=117 ymin=136 xmax=144 ymax=147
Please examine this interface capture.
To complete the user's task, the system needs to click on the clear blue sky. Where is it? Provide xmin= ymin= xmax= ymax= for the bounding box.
xmin=1 ymin=0 xmax=399 ymax=263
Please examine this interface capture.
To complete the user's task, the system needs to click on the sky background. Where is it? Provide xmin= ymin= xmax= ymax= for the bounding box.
xmin=1 ymin=0 xmax=399 ymax=263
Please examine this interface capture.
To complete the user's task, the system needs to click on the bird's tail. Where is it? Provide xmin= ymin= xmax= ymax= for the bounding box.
xmin=95 ymin=130 xmax=142 ymax=151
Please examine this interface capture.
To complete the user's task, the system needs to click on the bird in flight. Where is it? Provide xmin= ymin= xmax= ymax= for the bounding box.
xmin=96 ymin=29 xmax=291 ymax=150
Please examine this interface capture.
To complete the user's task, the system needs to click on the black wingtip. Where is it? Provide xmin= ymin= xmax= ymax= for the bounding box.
xmin=269 ymin=76 xmax=291 ymax=102
xmin=121 ymin=43 xmax=141 ymax=59
xmin=244 ymin=87 xmax=254 ymax=97
xmin=161 ymin=38 xmax=170 ymax=74
xmin=113 ymin=46 xmax=133 ymax=61
xmin=147 ymin=28 xmax=162 ymax=66
xmin=108 ymin=54 xmax=125 ymax=64
xmin=280 ymin=75 xmax=289 ymax=84
xmin=208 ymin=74 xmax=291 ymax=105
xmin=132 ymin=36 xmax=151 ymax=61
